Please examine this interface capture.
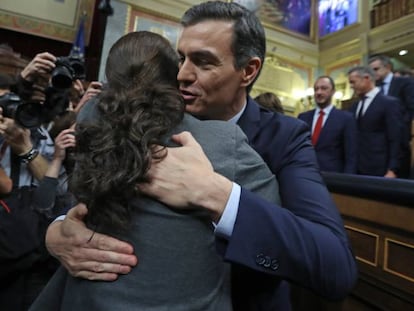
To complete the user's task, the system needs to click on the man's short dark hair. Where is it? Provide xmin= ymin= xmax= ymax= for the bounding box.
xmin=316 ymin=75 xmax=336 ymax=90
xmin=348 ymin=66 xmax=376 ymax=81
xmin=368 ymin=55 xmax=394 ymax=70
xmin=181 ymin=1 xmax=266 ymax=92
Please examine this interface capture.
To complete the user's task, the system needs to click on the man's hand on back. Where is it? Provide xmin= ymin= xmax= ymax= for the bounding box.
xmin=46 ymin=203 xmax=138 ymax=281
xmin=138 ymin=131 xmax=232 ymax=222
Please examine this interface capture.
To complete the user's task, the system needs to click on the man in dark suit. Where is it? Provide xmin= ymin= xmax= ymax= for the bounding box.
xmin=369 ymin=55 xmax=414 ymax=178
xmin=348 ymin=66 xmax=402 ymax=177
xmin=298 ymin=76 xmax=357 ymax=173
xmin=45 ymin=2 xmax=357 ymax=310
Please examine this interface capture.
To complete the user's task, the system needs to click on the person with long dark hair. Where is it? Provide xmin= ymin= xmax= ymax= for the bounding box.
xmin=31 ymin=31 xmax=278 ymax=310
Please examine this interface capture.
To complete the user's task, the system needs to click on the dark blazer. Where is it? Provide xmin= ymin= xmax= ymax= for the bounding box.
xmin=349 ymin=92 xmax=402 ymax=176
xmin=388 ymin=76 xmax=414 ymax=177
xmin=388 ymin=75 xmax=414 ymax=119
xmin=221 ymin=98 xmax=358 ymax=311
xmin=298 ymin=107 xmax=357 ymax=173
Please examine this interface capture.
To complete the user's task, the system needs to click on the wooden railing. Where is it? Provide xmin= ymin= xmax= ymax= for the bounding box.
xmin=322 ymin=172 xmax=414 ymax=310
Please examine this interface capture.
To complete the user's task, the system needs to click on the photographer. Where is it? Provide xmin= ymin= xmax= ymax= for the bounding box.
xmin=13 ymin=52 xmax=56 ymax=102
xmin=0 ymin=55 xmax=66 ymax=310
xmin=0 ymin=74 xmax=15 ymax=195
xmin=33 ymin=116 xmax=78 ymax=219
xmin=0 ymin=107 xmax=55 ymax=310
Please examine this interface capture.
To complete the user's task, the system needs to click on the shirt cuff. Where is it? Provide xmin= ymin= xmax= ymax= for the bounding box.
xmin=214 ymin=182 xmax=241 ymax=240
xmin=54 ymin=215 xmax=66 ymax=222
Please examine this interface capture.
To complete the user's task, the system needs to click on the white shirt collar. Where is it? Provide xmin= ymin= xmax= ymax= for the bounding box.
xmin=383 ymin=72 xmax=393 ymax=84
xmin=315 ymin=103 xmax=334 ymax=117
xmin=228 ymin=99 xmax=247 ymax=124
xmin=365 ymin=87 xmax=380 ymax=100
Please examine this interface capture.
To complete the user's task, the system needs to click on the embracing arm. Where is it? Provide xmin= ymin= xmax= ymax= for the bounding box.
xmin=46 ymin=204 xmax=137 ymax=280
xmin=223 ymin=123 xmax=357 ymax=300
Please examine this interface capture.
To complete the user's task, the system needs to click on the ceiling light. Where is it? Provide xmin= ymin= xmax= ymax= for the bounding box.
xmin=305 ymin=87 xmax=314 ymax=97
xmin=399 ymin=49 xmax=408 ymax=56
xmin=334 ymin=91 xmax=343 ymax=100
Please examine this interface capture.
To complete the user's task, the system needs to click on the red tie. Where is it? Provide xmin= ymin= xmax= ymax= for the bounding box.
xmin=312 ymin=110 xmax=324 ymax=145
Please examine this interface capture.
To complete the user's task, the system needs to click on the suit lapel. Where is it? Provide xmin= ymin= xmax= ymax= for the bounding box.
xmin=317 ymin=107 xmax=335 ymax=145
xmin=388 ymin=77 xmax=397 ymax=96
xmin=364 ymin=93 xmax=380 ymax=117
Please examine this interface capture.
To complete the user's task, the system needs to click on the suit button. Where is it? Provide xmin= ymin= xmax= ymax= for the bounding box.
xmin=271 ymin=259 xmax=279 ymax=270
xmin=263 ymin=256 xmax=271 ymax=268
xmin=256 ymin=253 xmax=265 ymax=265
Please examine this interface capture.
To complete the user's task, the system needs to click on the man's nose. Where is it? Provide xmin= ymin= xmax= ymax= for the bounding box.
xmin=177 ymin=60 xmax=195 ymax=83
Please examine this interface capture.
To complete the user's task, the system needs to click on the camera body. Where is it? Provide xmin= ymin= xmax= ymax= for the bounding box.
xmin=0 ymin=92 xmax=44 ymax=128
xmin=51 ymin=56 xmax=85 ymax=89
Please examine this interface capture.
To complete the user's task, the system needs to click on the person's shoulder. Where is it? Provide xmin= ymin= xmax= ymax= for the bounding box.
xmin=182 ymin=113 xmax=238 ymax=131
xmin=258 ymin=110 xmax=309 ymax=142
xmin=376 ymin=92 xmax=400 ymax=104
xmin=297 ymin=109 xmax=314 ymax=119
xmin=179 ymin=113 xmax=244 ymax=143
xmin=77 ymin=98 xmax=99 ymax=123
xmin=332 ymin=107 xmax=354 ymax=119
xmin=392 ymin=75 xmax=412 ymax=84
xmin=272 ymin=111 xmax=308 ymax=130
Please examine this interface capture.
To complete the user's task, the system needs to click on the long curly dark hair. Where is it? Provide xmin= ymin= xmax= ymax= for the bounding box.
xmin=70 ymin=31 xmax=184 ymax=231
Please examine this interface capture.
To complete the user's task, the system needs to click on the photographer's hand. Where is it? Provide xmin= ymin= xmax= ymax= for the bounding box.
xmin=73 ymin=79 xmax=85 ymax=98
xmin=46 ymin=128 xmax=76 ymax=178
xmin=0 ymin=108 xmax=48 ymax=180
xmin=0 ymin=109 xmax=31 ymax=154
xmin=75 ymin=81 xmax=103 ymax=114
xmin=46 ymin=203 xmax=138 ymax=281
xmin=20 ymin=52 xmax=56 ymax=82
xmin=54 ymin=128 xmax=76 ymax=160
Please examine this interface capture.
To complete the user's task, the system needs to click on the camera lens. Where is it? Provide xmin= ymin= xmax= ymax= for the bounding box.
xmin=70 ymin=60 xmax=85 ymax=80
xmin=51 ymin=66 xmax=73 ymax=89
xmin=15 ymin=102 xmax=44 ymax=128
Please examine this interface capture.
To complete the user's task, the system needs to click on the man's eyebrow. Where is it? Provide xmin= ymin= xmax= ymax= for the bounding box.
xmin=178 ymin=49 xmax=220 ymax=63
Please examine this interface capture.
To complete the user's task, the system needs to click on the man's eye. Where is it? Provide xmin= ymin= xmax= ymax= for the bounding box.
xmin=196 ymin=59 xmax=211 ymax=67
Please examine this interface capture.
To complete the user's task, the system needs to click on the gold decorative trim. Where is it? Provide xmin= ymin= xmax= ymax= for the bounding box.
xmin=126 ymin=7 xmax=181 ymax=48
xmin=0 ymin=0 xmax=95 ymax=44
xmin=384 ymin=238 xmax=414 ymax=283
xmin=125 ymin=5 xmax=132 ymax=34
xmin=345 ymin=225 xmax=379 ymax=267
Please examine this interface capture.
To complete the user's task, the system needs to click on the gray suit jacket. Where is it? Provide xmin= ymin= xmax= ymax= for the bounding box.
xmin=30 ymin=106 xmax=280 ymax=311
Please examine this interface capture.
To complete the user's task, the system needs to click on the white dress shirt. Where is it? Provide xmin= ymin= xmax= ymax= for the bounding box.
xmin=355 ymin=87 xmax=380 ymax=118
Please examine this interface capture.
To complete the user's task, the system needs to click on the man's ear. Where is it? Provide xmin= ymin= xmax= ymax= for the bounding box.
xmin=241 ymin=57 xmax=261 ymax=88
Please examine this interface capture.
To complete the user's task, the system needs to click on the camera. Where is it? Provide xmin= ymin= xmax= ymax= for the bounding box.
xmin=51 ymin=56 xmax=85 ymax=89
xmin=0 ymin=92 xmax=44 ymax=128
